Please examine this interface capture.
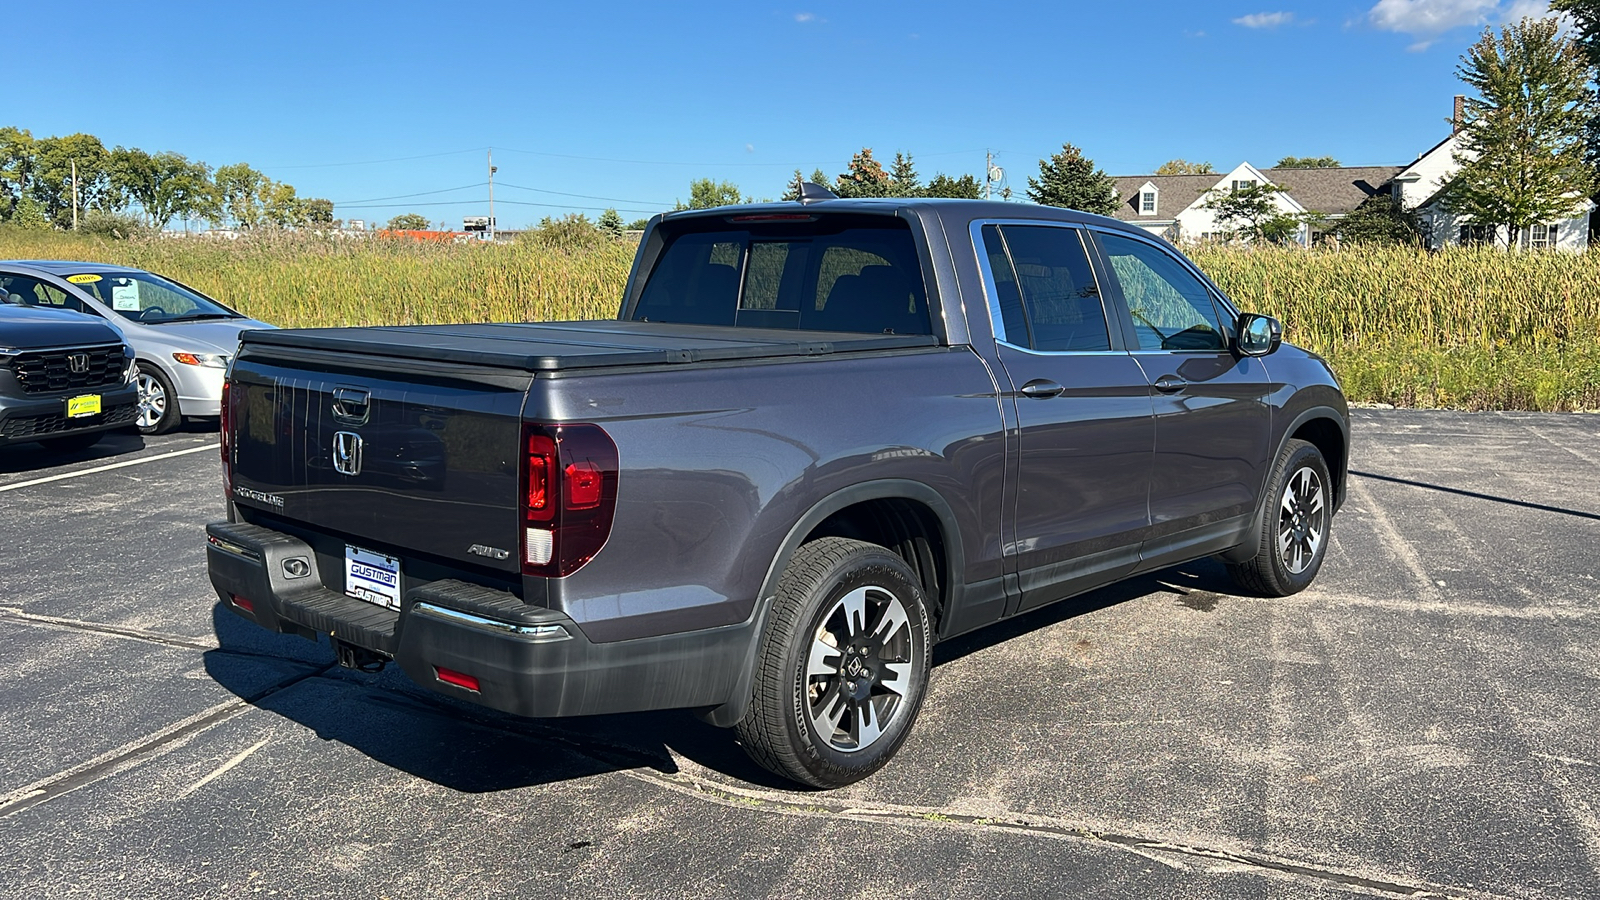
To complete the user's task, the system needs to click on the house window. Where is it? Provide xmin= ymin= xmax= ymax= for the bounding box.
xmin=1232 ymin=179 xmax=1255 ymax=192
xmin=1459 ymin=224 xmax=1494 ymax=247
xmin=1140 ymin=191 xmax=1157 ymax=214
xmin=1528 ymin=223 xmax=1557 ymax=249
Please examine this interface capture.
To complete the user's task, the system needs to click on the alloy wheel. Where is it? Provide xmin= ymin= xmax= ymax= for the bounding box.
xmin=1277 ymin=466 xmax=1326 ymax=575
xmin=136 ymin=372 xmax=167 ymax=429
xmin=804 ymin=585 xmax=919 ymax=753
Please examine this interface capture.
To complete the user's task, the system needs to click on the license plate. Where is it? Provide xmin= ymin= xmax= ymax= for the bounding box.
xmin=66 ymin=394 xmax=102 ymax=418
xmin=345 ymin=545 xmax=401 ymax=610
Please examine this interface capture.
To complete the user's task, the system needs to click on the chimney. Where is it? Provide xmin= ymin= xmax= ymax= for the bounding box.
xmin=1453 ymin=95 xmax=1466 ymax=134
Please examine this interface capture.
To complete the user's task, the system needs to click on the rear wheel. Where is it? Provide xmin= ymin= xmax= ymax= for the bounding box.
xmin=1228 ymin=438 xmax=1332 ymax=597
xmin=39 ymin=432 xmax=103 ymax=453
xmin=135 ymin=364 xmax=180 ymax=435
xmin=737 ymin=537 xmax=931 ymax=789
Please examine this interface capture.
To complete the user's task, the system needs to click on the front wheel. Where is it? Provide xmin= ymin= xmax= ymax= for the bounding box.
xmin=1228 ymin=438 xmax=1333 ymax=597
xmin=736 ymin=537 xmax=932 ymax=789
xmin=135 ymin=364 xmax=180 ymax=435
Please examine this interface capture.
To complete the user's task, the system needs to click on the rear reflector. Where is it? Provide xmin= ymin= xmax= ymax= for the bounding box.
xmin=230 ymin=594 xmax=254 ymax=613
xmin=434 ymin=666 xmax=480 ymax=692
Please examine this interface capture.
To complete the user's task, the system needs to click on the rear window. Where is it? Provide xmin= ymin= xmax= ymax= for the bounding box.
xmin=632 ymin=217 xmax=931 ymax=335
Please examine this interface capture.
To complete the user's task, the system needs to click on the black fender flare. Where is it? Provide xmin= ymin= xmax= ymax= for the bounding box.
xmin=1218 ymin=404 xmax=1350 ymax=564
xmin=697 ymin=479 xmax=965 ymax=728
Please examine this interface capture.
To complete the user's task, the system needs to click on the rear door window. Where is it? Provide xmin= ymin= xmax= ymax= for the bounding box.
xmin=979 ymin=224 xmax=1110 ymax=352
xmin=633 ymin=218 xmax=930 ymax=335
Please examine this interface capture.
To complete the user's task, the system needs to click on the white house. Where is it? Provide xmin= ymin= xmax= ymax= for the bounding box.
xmin=1110 ymin=108 xmax=1592 ymax=251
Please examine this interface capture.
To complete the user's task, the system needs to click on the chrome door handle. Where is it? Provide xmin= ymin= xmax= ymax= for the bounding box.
xmin=1153 ymin=375 xmax=1187 ymax=394
xmin=1019 ymin=379 xmax=1065 ymax=399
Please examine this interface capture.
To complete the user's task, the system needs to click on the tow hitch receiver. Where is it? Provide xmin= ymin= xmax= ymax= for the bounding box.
xmin=334 ymin=640 xmax=389 ymax=673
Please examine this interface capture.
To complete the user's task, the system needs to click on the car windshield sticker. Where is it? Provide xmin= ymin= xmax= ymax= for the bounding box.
xmin=111 ymin=278 xmax=141 ymax=311
xmin=66 ymin=273 xmax=102 ymax=284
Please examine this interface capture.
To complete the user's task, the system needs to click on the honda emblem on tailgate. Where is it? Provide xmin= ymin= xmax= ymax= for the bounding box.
xmin=67 ymin=352 xmax=90 ymax=374
xmin=332 ymin=431 xmax=363 ymax=476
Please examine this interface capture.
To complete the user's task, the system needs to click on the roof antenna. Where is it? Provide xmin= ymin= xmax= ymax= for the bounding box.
xmin=797 ymin=182 xmax=838 ymax=204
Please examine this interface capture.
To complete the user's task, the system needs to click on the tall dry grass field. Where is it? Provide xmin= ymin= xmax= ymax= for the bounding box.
xmin=4 ymin=229 xmax=1597 ymax=410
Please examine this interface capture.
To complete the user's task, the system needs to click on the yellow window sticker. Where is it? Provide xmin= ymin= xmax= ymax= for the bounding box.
xmin=66 ymin=274 xmax=102 ymax=284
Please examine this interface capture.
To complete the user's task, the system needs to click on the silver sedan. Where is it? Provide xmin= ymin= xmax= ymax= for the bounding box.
xmin=0 ymin=261 xmax=275 ymax=433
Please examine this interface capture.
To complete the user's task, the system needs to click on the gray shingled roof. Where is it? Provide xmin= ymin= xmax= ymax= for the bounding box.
xmin=1109 ymin=166 xmax=1404 ymax=222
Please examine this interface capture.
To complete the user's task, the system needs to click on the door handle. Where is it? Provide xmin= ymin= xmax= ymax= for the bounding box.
xmin=332 ymin=387 xmax=372 ymax=423
xmin=1019 ymin=379 xmax=1065 ymax=399
xmin=1153 ymin=375 xmax=1187 ymax=394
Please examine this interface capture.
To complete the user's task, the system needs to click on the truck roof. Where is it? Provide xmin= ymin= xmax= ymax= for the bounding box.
xmin=653 ymin=197 xmax=1140 ymax=234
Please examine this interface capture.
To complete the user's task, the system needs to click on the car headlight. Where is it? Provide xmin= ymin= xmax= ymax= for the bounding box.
xmin=172 ymin=352 xmax=230 ymax=369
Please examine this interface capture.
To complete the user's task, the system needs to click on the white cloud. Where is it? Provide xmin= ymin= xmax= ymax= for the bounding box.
xmin=745 ymin=143 xmax=755 ymax=153
xmin=794 ymin=12 xmax=815 ymax=23
xmin=1502 ymin=0 xmax=1554 ymax=20
xmin=1368 ymin=0 xmax=1497 ymax=35
xmin=1234 ymin=11 xmax=1295 ymax=28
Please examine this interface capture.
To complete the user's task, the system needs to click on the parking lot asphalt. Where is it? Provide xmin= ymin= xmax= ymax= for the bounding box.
xmin=1 ymin=409 xmax=1597 ymax=899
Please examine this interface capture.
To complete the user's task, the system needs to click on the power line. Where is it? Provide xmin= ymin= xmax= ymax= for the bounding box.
xmin=494 ymin=181 xmax=670 ymax=207
xmin=334 ymin=198 xmax=660 ymax=215
xmin=261 ymin=148 xmax=487 ymax=170
xmin=332 ymin=182 xmax=487 ymax=205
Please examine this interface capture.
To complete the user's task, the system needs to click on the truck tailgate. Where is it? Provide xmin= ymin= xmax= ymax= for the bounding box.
xmin=228 ymin=354 xmax=527 ymax=575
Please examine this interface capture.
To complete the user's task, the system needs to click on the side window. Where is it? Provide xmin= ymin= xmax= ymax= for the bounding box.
xmin=1098 ymin=234 xmax=1227 ymax=352
xmin=0 ymin=275 xmax=86 ymax=312
xmin=979 ymin=225 xmax=1029 ymax=344
xmin=996 ymin=225 xmax=1109 ymax=352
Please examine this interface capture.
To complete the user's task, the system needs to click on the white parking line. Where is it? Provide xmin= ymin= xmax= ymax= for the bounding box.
xmin=0 ymin=443 xmax=219 ymax=494
xmin=177 ymin=738 xmax=270 ymax=799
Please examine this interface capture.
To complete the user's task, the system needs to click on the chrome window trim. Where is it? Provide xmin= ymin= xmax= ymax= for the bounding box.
xmin=411 ymin=601 xmax=573 ymax=642
xmin=967 ymin=218 xmax=1117 ymax=356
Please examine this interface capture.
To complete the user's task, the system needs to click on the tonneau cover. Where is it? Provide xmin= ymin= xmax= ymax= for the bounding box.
xmin=240 ymin=320 xmax=941 ymax=371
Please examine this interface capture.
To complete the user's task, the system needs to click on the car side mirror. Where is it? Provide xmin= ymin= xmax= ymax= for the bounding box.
xmin=1235 ymin=313 xmax=1281 ymax=357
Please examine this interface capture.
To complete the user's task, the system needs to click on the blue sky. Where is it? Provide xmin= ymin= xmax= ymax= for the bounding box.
xmin=8 ymin=0 xmax=1563 ymax=228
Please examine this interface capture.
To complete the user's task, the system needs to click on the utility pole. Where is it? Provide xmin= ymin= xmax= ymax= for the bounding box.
xmin=984 ymin=151 xmax=992 ymax=201
xmin=487 ymin=149 xmax=497 ymax=242
xmin=71 ymin=159 xmax=79 ymax=230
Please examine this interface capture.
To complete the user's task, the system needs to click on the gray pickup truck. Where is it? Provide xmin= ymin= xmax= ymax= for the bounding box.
xmin=207 ymin=194 xmax=1348 ymax=787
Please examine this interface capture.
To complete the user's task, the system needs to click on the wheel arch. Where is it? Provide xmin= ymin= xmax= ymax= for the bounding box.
xmin=1219 ymin=404 xmax=1349 ymax=564
xmin=700 ymin=479 xmax=965 ymax=728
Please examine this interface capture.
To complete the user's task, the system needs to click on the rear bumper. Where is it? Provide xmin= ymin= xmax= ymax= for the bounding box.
xmin=205 ymin=521 xmax=751 ymax=718
xmin=0 ymin=384 xmax=139 ymax=445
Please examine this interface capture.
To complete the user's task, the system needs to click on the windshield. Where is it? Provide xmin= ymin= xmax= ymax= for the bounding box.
xmin=67 ymin=271 xmax=240 ymax=324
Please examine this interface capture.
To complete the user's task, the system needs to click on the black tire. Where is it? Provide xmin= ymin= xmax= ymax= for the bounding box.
xmin=736 ymin=537 xmax=932 ymax=789
xmin=39 ymin=432 xmax=103 ymax=453
xmin=135 ymin=363 xmax=180 ymax=435
xmin=1228 ymin=438 xmax=1333 ymax=597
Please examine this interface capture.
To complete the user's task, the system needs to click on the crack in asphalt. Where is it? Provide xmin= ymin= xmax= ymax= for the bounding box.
xmin=0 ymin=661 xmax=334 ymax=819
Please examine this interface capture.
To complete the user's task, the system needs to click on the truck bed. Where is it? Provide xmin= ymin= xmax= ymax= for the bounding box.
xmin=240 ymin=320 xmax=940 ymax=371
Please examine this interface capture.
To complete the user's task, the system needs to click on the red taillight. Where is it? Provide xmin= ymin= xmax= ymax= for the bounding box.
xmin=230 ymin=594 xmax=254 ymax=613
xmin=220 ymin=381 xmax=232 ymax=493
xmin=520 ymin=423 xmax=619 ymax=577
xmin=434 ymin=666 xmax=480 ymax=692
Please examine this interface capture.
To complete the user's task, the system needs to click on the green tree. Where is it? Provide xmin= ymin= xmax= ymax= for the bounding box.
xmin=1333 ymin=195 xmax=1425 ymax=246
xmin=1027 ymin=143 xmax=1118 ymax=214
xmin=1204 ymin=181 xmax=1301 ymax=243
xmin=30 ymin=133 xmax=114 ymax=226
xmin=0 ymin=126 xmax=36 ymax=220
xmin=781 ymin=169 xmax=805 ymax=201
xmin=261 ymin=180 xmax=305 ymax=227
xmin=626 ymin=217 xmax=651 ymax=231
xmin=214 ymin=163 xmax=268 ymax=228
xmin=8 ymin=194 xmax=50 ymax=230
xmin=1274 ymin=156 xmax=1341 ymax=168
xmin=834 ymin=148 xmax=890 ymax=198
xmin=888 ymin=152 xmax=920 ymax=196
xmin=922 ymin=173 xmax=983 ymax=198
xmin=598 ymin=207 xmax=623 ymax=237
xmin=302 ymin=198 xmax=335 ymax=226
xmin=1443 ymin=18 xmax=1595 ymax=247
xmin=386 ymin=213 xmax=432 ymax=231
xmin=110 ymin=149 xmax=214 ymax=229
xmin=523 ymin=213 xmax=604 ymax=250
xmin=1551 ymin=0 xmax=1600 ymax=168
xmin=676 ymin=178 xmax=747 ymax=210
xmin=1155 ymin=159 xmax=1215 ymax=175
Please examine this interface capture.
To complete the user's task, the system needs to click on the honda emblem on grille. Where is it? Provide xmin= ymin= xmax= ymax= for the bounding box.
xmin=67 ymin=352 xmax=90 ymax=374
xmin=332 ymin=431 xmax=363 ymax=476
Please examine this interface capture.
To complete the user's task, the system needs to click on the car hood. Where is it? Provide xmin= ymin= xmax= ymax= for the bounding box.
xmin=141 ymin=318 xmax=276 ymax=356
xmin=0 ymin=306 xmax=126 ymax=351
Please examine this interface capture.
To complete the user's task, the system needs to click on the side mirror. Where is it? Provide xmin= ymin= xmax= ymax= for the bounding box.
xmin=1235 ymin=313 xmax=1281 ymax=357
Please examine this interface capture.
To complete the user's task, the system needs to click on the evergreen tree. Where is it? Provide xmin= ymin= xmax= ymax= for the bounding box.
xmin=1026 ymin=143 xmax=1118 ymax=214
xmin=781 ymin=169 xmax=805 ymax=201
xmin=1443 ymin=18 xmax=1595 ymax=247
xmin=888 ymin=152 xmax=920 ymax=196
xmin=598 ymin=208 xmax=623 ymax=236
xmin=834 ymin=148 xmax=890 ymax=198
xmin=922 ymin=173 xmax=983 ymax=199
